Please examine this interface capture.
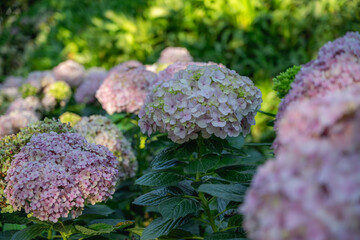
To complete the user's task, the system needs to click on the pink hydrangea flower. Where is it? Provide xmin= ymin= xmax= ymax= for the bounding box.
xmin=75 ymin=68 xmax=108 ymax=104
xmin=74 ymin=115 xmax=138 ymax=179
xmin=274 ymin=86 xmax=360 ymax=155
xmin=157 ymin=47 xmax=193 ymax=64
xmin=276 ymin=32 xmax=360 ymax=127
xmin=241 ymin=151 xmax=360 ymax=240
xmin=0 ymin=76 xmax=24 ymax=99
xmin=4 ymin=132 xmax=119 ymax=222
xmin=108 ymin=60 xmax=143 ymax=75
xmin=53 ymin=60 xmax=86 ymax=87
xmin=96 ymin=66 xmax=157 ymax=114
xmin=25 ymin=71 xmax=56 ymax=89
xmin=139 ymin=64 xmax=262 ymax=143
xmin=0 ymin=110 xmax=39 ymax=138
xmin=6 ymin=96 xmax=41 ymax=113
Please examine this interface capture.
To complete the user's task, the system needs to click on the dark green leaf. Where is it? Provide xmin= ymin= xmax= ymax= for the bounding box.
xmin=127 ymin=227 xmax=144 ymax=236
xmin=133 ymin=187 xmax=182 ymax=206
xmin=159 ymin=229 xmax=196 ymax=239
xmin=135 ymin=172 xmax=184 ymax=187
xmin=0 ymin=231 xmax=16 ymax=240
xmin=158 ymin=197 xmax=199 ymax=219
xmin=2 ymin=224 xmax=26 ymax=231
xmin=75 ymin=223 xmax=113 ymax=236
xmin=226 ymin=135 xmax=245 ymax=149
xmin=205 ymin=232 xmax=246 ymax=240
xmin=151 ymin=146 xmax=180 ymax=170
xmin=228 ymin=214 xmax=243 ymax=227
xmin=141 ymin=217 xmax=190 ymax=240
xmin=217 ymin=169 xmax=255 ymax=183
xmin=198 ymin=184 xmax=247 ymax=202
xmin=10 ymin=224 xmax=49 ymax=240
xmin=184 ymin=154 xmax=219 ymax=174
xmin=52 ymin=222 xmax=75 ymax=235
xmin=203 ymin=138 xmax=223 ymax=153
xmin=215 ymin=154 xmax=247 ymax=168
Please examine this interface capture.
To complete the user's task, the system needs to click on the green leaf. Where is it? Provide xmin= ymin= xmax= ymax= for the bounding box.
xmin=226 ymin=135 xmax=245 ymax=149
xmin=0 ymin=231 xmax=16 ymax=240
xmin=228 ymin=214 xmax=243 ymax=227
xmin=141 ymin=217 xmax=190 ymax=240
xmin=158 ymin=197 xmax=199 ymax=219
xmin=52 ymin=222 xmax=75 ymax=235
xmin=151 ymin=147 xmax=181 ymax=170
xmin=75 ymin=223 xmax=114 ymax=236
xmin=127 ymin=227 xmax=144 ymax=236
xmin=215 ymin=154 xmax=247 ymax=168
xmin=133 ymin=187 xmax=182 ymax=206
xmin=203 ymin=138 xmax=223 ymax=154
xmin=184 ymin=154 xmax=220 ymax=174
xmin=158 ymin=229 xmax=196 ymax=239
xmin=198 ymin=184 xmax=247 ymax=202
xmin=81 ymin=205 xmax=115 ymax=217
xmin=205 ymin=232 xmax=246 ymax=240
xmin=135 ymin=172 xmax=184 ymax=187
xmin=3 ymin=224 xmax=27 ymax=231
xmin=217 ymin=169 xmax=255 ymax=183
xmin=10 ymin=224 xmax=49 ymax=240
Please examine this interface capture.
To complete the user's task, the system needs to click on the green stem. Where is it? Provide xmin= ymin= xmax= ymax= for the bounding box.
xmin=199 ymin=192 xmax=218 ymax=232
xmin=47 ymin=228 xmax=53 ymax=240
xmin=60 ymin=232 xmax=68 ymax=240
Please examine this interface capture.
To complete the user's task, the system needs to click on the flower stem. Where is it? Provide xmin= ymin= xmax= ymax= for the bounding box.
xmin=60 ymin=232 xmax=68 ymax=240
xmin=47 ymin=228 xmax=53 ymax=239
xmin=199 ymin=192 xmax=218 ymax=232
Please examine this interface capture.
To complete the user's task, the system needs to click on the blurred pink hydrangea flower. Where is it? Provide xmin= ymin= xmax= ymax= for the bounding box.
xmin=274 ymin=86 xmax=360 ymax=155
xmin=5 ymin=132 xmax=119 ymax=222
xmin=53 ymin=60 xmax=86 ymax=87
xmin=0 ymin=110 xmax=39 ymax=138
xmin=157 ymin=47 xmax=193 ymax=64
xmin=25 ymin=71 xmax=56 ymax=89
xmin=139 ymin=64 xmax=262 ymax=143
xmin=241 ymin=151 xmax=360 ymax=240
xmin=6 ymin=96 xmax=41 ymax=113
xmin=75 ymin=68 xmax=108 ymax=104
xmin=74 ymin=115 xmax=137 ymax=179
xmin=276 ymin=32 xmax=360 ymax=126
xmin=96 ymin=66 xmax=157 ymax=114
xmin=0 ymin=76 xmax=24 ymax=99
xmin=108 ymin=60 xmax=143 ymax=75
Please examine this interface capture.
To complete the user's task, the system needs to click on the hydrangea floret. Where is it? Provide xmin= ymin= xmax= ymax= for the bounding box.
xmin=0 ymin=119 xmax=74 ymax=213
xmin=74 ymin=115 xmax=137 ymax=179
xmin=59 ymin=112 xmax=82 ymax=126
xmin=241 ymin=151 xmax=360 ymax=240
xmin=96 ymin=66 xmax=157 ymax=114
xmin=139 ymin=64 xmax=262 ymax=143
xmin=53 ymin=60 xmax=86 ymax=87
xmin=4 ymin=132 xmax=119 ymax=222
xmin=272 ymin=65 xmax=301 ymax=99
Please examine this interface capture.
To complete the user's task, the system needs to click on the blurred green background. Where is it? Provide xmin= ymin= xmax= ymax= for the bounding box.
xmin=1 ymin=0 xmax=359 ymax=140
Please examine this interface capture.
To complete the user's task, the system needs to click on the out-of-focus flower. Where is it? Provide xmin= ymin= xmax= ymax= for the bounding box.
xmin=1 ymin=76 xmax=24 ymax=89
xmin=59 ymin=112 xmax=82 ymax=126
xmin=0 ymin=111 xmax=39 ymax=139
xmin=276 ymin=32 xmax=360 ymax=125
xmin=41 ymin=81 xmax=72 ymax=111
xmin=272 ymin=65 xmax=301 ymax=99
xmin=4 ymin=132 xmax=119 ymax=222
xmin=241 ymin=151 xmax=360 ymax=240
xmin=25 ymin=71 xmax=56 ymax=89
xmin=157 ymin=47 xmax=193 ymax=64
xmin=53 ymin=60 xmax=86 ymax=87
xmin=75 ymin=68 xmax=107 ymax=104
xmin=108 ymin=60 xmax=143 ymax=75
xmin=19 ymin=83 xmax=40 ymax=98
xmin=96 ymin=66 xmax=157 ymax=114
xmin=139 ymin=64 xmax=262 ymax=143
xmin=0 ymin=76 xmax=24 ymax=100
xmin=74 ymin=115 xmax=137 ymax=179
xmin=0 ymin=119 xmax=74 ymax=212
xmin=274 ymin=86 xmax=360 ymax=155
xmin=6 ymin=96 xmax=41 ymax=114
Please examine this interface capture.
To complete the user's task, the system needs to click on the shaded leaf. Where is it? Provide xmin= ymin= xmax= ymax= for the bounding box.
xmin=205 ymin=232 xmax=246 ymax=240
xmin=158 ymin=197 xmax=199 ymax=219
xmin=141 ymin=217 xmax=190 ymax=240
xmin=135 ymin=172 xmax=184 ymax=187
xmin=10 ymin=224 xmax=49 ymax=240
xmin=184 ymin=154 xmax=220 ymax=174
xmin=133 ymin=187 xmax=182 ymax=206
xmin=198 ymin=184 xmax=247 ymax=202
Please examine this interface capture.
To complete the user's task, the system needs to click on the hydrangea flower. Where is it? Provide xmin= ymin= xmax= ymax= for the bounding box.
xmin=241 ymin=151 xmax=360 ymax=240
xmin=139 ymin=65 xmax=262 ymax=143
xmin=59 ymin=112 xmax=82 ymax=126
xmin=53 ymin=60 xmax=86 ymax=87
xmin=25 ymin=71 xmax=56 ymax=90
xmin=108 ymin=60 xmax=143 ymax=75
xmin=0 ymin=119 xmax=74 ymax=212
xmin=74 ymin=115 xmax=137 ymax=179
xmin=157 ymin=47 xmax=193 ymax=64
xmin=42 ymin=81 xmax=72 ymax=111
xmin=19 ymin=83 xmax=39 ymax=98
xmin=274 ymin=86 xmax=360 ymax=155
xmin=4 ymin=132 xmax=119 ymax=222
xmin=96 ymin=66 xmax=157 ymax=114
xmin=276 ymin=32 xmax=360 ymax=125
xmin=75 ymin=68 xmax=108 ymax=104
xmin=0 ymin=111 xmax=39 ymax=139
xmin=6 ymin=96 xmax=41 ymax=114
xmin=272 ymin=65 xmax=301 ymax=99
xmin=0 ymin=76 xmax=24 ymax=100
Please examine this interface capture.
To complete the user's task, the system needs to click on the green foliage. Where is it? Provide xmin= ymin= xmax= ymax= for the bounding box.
xmin=273 ymin=65 xmax=301 ymax=98
xmin=19 ymin=83 xmax=39 ymax=98
xmin=1 ymin=0 xmax=359 ymax=82
xmin=10 ymin=224 xmax=49 ymax=240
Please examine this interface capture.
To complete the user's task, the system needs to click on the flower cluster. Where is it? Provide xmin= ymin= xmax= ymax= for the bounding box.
xmin=53 ymin=60 xmax=86 ymax=87
xmin=108 ymin=60 xmax=143 ymax=75
xmin=59 ymin=112 xmax=82 ymax=126
xmin=157 ymin=47 xmax=193 ymax=64
xmin=6 ymin=96 xmax=41 ymax=113
xmin=19 ymin=83 xmax=39 ymax=98
xmin=4 ymin=132 xmax=119 ymax=222
xmin=276 ymin=32 xmax=360 ymax=124
xmin=96 ymin=66 xmax=157 ymax=114
xmin=74 ymin=115 xmax=137 ymax=179
xmin=274 ymin=86 xmax=360 ymax=155
xmin=42 ymin=81 xmax=72 ymax=111
xmin=25 ymin=71 xmax=56 ymax=90
xmin=241 ymin=151 xmax=360 ymax=240
xmin=0 ymin=111 xmax=39 ymax=139
xmin=0 ymin=119 xmax=74 ymax=212
xmin=139 ymin=64 xmax=262 ymax=143
xmin=75 ymin=68 xmax=108 ymax=104
xmin=0 ymin=76 xmax=24 ymax=100
xmin=272 ymin=65 xmax=301 ymax=99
